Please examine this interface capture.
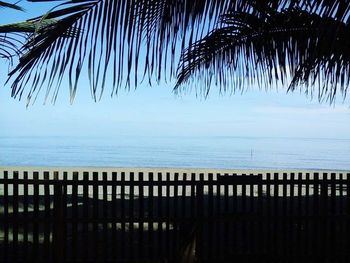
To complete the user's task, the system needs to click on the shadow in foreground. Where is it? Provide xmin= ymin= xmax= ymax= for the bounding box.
xmin=1 ymin=193 xmax=349 ymax=262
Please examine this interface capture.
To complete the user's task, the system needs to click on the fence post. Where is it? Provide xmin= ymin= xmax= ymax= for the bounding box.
xmin=53 ymin=171 xmax=65 ymax=263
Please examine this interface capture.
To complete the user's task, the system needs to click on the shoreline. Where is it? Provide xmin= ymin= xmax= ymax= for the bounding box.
xmin=1 ymin=166 xmax=349 ymax=174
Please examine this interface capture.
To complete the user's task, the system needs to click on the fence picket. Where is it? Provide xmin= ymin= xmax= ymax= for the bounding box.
xmin=111 ymin=171 xmax=117 ymax=261
xmin=148 ymin=172 xmax=154 ymax=260
xmin=138 ymin=172 xmax=144 ymax=259
xmin=296 ymin=172 xmax=302 ymax=260
xmin=282 ymin=173 xmax=288 ymax=258
xmin=33 ymin=171 xmax=39 ymax=261
xmin=305 ymin=172 xmax=310 ymax=257
xmin=330 ymin=173 xmax=336 ymax=257
xmin=257 ymin=173 xmax=263 ymax=256
xmin=207 ymin=172 xmax=214 ymax=260
xmin=43 ymin=171 xmax=51 ymax=261
xmin=313 ymin=172 xmax=320 ymax=259
xmin=129 ymin=172 xmax=135 ymax=261
xmin=92 ymin=172 xmax=99 ymax=261
xmin=12 ymin=171 xmax=18 ymax=262
xmin=82 ymin=171 xmax=89 ymax=261
xmin=157 ymin=172 xmax=163 ymax=259
xmin=196 ymin=173 xmax=204 ymax=260
xmin=273 ymin=173 xmax=279 ymax=260
xmin=23 ymin=171 xmax=29 ymax=259
xmin=120 ymin=172 xmax=126 ymax=260
xmin=165 ymin=172 xmax=171 ymax=259
xmin=102 ymin=172 xmax=108 ymax=259
xmin=232 ymin=173 xmax=238 ymax=257
xmin=289 ymin=172 xmax=295 ymax=257
xmin=241 ymin=174 xmax=247 ymax=256
xmin=223 ymin=173 xmax=229 ymax=259
xmin=71 ymin=172 xmax=78 ymax=261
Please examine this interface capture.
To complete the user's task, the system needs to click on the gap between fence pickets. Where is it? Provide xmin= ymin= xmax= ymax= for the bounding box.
xmin=1 ymin=166 xmax=349 ymax=179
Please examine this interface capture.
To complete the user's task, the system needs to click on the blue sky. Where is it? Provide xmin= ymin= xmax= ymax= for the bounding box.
xmin=0 ymin=2 xmax=350 ymax=139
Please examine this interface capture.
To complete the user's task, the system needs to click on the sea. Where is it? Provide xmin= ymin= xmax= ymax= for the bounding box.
xmin=0 ymin=136 xmax=349 ymax=170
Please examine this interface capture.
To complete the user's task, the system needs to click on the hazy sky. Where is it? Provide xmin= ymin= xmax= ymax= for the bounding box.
xmin=0 ymin=3 xmax=349 ymax=139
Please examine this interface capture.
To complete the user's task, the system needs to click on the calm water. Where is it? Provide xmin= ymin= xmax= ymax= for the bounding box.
xmin=0 ymin=136 xmax=349 ymax=170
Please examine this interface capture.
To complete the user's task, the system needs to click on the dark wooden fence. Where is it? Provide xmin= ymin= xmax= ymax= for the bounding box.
xmin=0 ymin=168 xmax=349 ymax=262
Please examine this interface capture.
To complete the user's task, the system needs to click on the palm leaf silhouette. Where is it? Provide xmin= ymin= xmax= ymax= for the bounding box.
xmin=5 ymin=0 xmax=350 ymax=103
xmin=176 ymin=8 xmax=350 ymax=102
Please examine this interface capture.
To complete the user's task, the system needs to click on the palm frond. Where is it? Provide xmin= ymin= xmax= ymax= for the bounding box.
xmin=246 ymin=0 xmax=350 ymax=23
xmin=0 ymin=19 xmax=58 ymax=66
xmin=6 ymin=0 xmax=350 ymax=103
xmin=175 ymin=8 xmax=350 ymax=102
xmin=8 ymin=0 xmax=241 ymax=103
xmin=0 ymin=19 xmax=57 ymax=33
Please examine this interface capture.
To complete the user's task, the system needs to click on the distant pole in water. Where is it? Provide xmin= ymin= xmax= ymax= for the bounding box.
xmin=250 ymin=149 xmax=253 ymax=159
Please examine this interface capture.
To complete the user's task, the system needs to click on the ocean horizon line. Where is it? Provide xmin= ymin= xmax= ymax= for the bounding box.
xmin=1 ymin=165 xmax=349 ymax=173
xmin=1 ymin=134 xmax=350 ymax=141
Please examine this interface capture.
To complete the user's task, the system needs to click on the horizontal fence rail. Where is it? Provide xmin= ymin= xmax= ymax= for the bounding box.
xmin=0 ymin=167 xmax=349 ymax=262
